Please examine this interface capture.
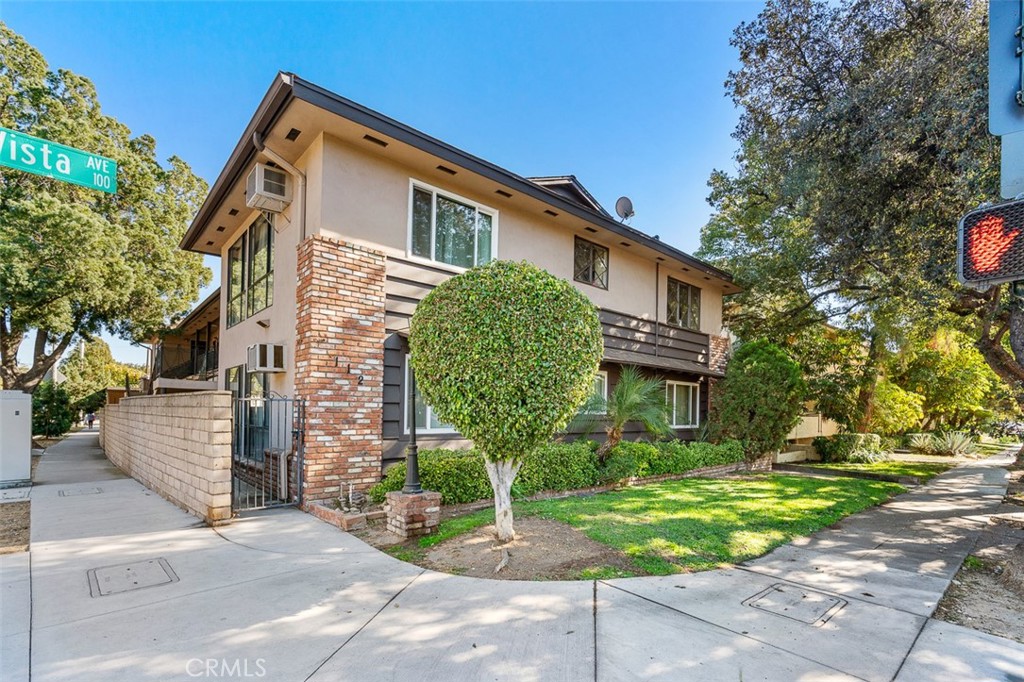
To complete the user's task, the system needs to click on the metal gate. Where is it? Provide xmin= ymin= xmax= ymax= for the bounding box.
xmin=231 ymin=395 xmax=304 ymax=512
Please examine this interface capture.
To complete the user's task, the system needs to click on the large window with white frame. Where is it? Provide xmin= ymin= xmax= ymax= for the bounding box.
xmin=405 ymin=356 xmax=456 ymax=433
xmin=410 ymin=182 xmax=496 ymax=269
xmin=666 ymin=381 xmax=700 ymax=428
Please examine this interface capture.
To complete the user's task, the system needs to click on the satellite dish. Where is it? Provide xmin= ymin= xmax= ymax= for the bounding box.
xmin=615 ymin=196 xmax=635 ymax=221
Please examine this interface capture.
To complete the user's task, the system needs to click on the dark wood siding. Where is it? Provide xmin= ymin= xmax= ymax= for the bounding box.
xmin=599 ymin=309 xmax=709 ymax=366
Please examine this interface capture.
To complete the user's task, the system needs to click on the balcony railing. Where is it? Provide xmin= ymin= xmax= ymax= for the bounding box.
xmin=153 ymin=346 xmax=218 ymax=382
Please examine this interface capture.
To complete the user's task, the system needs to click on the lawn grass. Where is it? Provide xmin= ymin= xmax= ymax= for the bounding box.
xmin=805 ymin=461 xmax=954 ymax=483
xmin=422 ymin=474 xmax=904 ymax=576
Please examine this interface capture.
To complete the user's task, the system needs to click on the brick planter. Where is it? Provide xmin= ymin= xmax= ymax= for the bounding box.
xmin=385 ymin=490 xmax=441 ymax=538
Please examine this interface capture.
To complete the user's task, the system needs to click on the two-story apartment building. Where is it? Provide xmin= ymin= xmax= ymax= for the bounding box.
xmin=179 ymin=73 xmax=738 ymax=504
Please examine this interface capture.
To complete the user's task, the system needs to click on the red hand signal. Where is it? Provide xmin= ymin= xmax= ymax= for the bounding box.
xmin=970 ymin=215 xmax=1020 ymax=273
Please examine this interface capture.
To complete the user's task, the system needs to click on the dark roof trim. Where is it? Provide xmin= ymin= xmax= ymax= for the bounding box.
xmin=182 ymin=73 xmax=734 ymax=284
xmin=603 ymin=348 xmax=725 ymax=378
xmin=528 ymin=175 xmax=611 ymax=218
xmin=168 ymin=287 xmax=220 ymax=334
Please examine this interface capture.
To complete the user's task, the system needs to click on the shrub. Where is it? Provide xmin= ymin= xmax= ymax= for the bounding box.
xmin=516 ymin=441 xmax=600 ymax=495
xmin=908 ymin=432 xmax=937 ymax=455
xmin=930 ymin=431 xmax=977 ymax=457
xmin=598 ymin=439 xmax=745 ymax=481
xmin=812 ymin=434 xmax=883 ymax=463
xmin=879 ymin=436 xmax=901 ymax=453
xmin=32 ymin=380 xmax=74 ymax=437
xmin=709 ymin=340 xmax=805 ymax=465
xmin=409 ymin=260 xmax=604 ymax=540
xmin=369 ymin=449 xmax=491 ymax=505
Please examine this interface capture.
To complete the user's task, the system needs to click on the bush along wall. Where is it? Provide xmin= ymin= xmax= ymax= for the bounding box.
xmin=369 ymin=439 xmax=746 ymax=505
xmin=812 ymin=434 xmax=885 ymax=463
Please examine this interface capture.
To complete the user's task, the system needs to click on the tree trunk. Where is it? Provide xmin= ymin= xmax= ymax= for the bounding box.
xmin=484 ymin=458 xmax=522 ymax=543
xmin=854 ymin=332 xmax=882 ymax=433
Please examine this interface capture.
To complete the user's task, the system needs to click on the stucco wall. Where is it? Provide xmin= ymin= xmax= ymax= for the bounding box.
xmin=99 ymin=391 xmax=233 ymax=525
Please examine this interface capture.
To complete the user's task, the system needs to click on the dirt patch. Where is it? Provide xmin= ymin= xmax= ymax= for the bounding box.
xmin=0 ymin=502 xmax=30 ymax=554
xmin=935 ymin=555 xmax=1024 ymax=644
xmin=1006 ymin=465 xmax=1024 ymax=507
xmin=357 ymin=516 xmax=645 ymax=580
xmin=424 ymin=517 xmax=643 ymax=580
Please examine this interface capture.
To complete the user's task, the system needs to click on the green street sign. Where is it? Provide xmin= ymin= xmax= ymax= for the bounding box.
xmin=0 ymin=126 xmax=117 ymax=193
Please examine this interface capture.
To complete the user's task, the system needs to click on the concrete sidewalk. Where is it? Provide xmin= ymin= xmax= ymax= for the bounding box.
xmin=2 ymin=432 xmax=1023 ymax=681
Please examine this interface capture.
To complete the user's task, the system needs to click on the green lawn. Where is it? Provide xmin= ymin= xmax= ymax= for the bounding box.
xmin=413 ymin=474 xmax=904 ymax=576
xmin=805 ymin=461 xmax=954 ymax=483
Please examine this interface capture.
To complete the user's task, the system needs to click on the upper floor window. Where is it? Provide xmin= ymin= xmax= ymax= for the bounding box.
xmin=574 ymin=237 xmax=608 ymax=289
xmin=227 ymin=214 xmax=274 ymax=327
xmin=410 ymin=183 xmax=495 ymax=269
xmin=667 ymin=277 xmax=700 ymax=330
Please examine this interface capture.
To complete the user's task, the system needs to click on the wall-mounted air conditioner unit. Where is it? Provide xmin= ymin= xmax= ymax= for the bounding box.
xmin=246 ymin=163 xmax=292 ymax=213
xmin=247 ymin=343 xmax=286 ymax=373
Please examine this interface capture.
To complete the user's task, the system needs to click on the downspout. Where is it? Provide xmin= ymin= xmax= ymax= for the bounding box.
xmin=654 ymin=262 xmax=660 ymax=357
xmin=252 ymin=132 xmax=307 ymax=241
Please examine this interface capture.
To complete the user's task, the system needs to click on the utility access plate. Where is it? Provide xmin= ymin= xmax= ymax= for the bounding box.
xmin=743 ymin=583 xmax=847 ymax=626
xmin=87 ymin=558 xmax=179 ymax=597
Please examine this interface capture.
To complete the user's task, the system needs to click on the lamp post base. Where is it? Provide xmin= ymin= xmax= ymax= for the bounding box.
xmin=384 ymin=490 xmax=441 ymax=538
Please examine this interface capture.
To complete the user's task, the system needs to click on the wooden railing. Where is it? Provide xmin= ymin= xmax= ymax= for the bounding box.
xmin=599 ymin=309 xmax=709 ymax=365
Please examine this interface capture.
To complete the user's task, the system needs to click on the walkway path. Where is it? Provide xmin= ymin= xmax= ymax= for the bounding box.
xmin=3 ymin=431 xmax=1024 ymax=681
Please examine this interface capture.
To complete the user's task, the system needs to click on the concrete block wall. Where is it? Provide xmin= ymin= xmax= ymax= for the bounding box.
xmin=99 ymin=391 xmax=233 ymax=525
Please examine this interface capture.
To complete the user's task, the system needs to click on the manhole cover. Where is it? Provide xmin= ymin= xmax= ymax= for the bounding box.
xmin=87 ymin=558 xmax=179 ymax=597
xmin=743 ymin=583 xmax=847 ymax=626
xmin=59 ymin=487 xmax=103 ymax=497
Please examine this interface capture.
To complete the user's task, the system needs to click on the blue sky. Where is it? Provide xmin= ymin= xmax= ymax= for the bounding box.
xmin=3 ymin=1 xmax=760 ymax=365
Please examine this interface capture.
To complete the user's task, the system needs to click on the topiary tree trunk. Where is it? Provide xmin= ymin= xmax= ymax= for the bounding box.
xmin=484 ymin=459 xmax=523 ymax=541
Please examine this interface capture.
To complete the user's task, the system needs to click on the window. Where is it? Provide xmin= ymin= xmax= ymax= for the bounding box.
xmin=666 ymin=381 xmax=700 ymax=428
xmin=405 ymin=357 xmax=455 ymax=433
xmin=410 ymin=183 xmax=495 ymax=268
xmin=226 ymin=365 xmax=243 ymax=398
xmin=226 ymin=214 xmax=274 ymax=327
xmin=667 ymin=277 xmax=701 ymax=330
xmin=574 ymin=237 xmax=608 ymax=289
xmin=584 ymin=370 xmax=609 ymax=414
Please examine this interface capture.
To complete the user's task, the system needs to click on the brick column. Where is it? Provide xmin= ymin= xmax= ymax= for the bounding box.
xmin=709 ymin=335 xmax=731 ymax=374
xmin=295 ymin=235 xmax=386 ymax=503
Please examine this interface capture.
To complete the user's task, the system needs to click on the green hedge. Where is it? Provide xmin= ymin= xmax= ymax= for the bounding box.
xmin=369 ymin=439 xmax=746 ymax=504
xmin=812 ymin=434 xmax=884 ymax=463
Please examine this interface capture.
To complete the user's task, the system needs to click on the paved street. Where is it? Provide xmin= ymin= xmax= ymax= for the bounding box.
xmin=3 ymin=431 xmax=1024 ymax=681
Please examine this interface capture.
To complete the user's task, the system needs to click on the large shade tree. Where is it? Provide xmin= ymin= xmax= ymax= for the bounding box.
xmin=0 ymin=23 xmax=209 ymax=391
xmin=409 ymin=260 xmax=603 ymax=542
xmin=697 ymin=1 xmax=1024 ymax=437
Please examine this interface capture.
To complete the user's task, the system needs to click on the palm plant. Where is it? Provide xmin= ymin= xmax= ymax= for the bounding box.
xmin=572 ymin=365 xmax=674 ymax=461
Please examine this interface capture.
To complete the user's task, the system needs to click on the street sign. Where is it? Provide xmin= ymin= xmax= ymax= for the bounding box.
xmin=958 ymin=198 xmax=1024 ymax=288
xmin=0 ymin=126 xmax=117 ymax=193
xmin=989 ymin=0 xmax=1024 ymax=136
xmin=1001 ymin=130 xmax=1024 ymax=198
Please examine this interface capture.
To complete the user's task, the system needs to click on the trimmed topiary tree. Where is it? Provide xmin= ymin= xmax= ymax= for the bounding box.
xmin=708 ymin=339 xmax=805 ymax=466
xmin=409 ymin=260 xmax=603 ymax=541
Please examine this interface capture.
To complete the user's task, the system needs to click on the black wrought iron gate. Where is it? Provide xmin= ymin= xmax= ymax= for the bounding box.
xmin=231 ymin=396 xmax=304 ymax=512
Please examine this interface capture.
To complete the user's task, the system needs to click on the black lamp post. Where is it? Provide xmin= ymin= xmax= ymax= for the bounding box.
xmin=402 ymin=369 xmax=423 ymax=494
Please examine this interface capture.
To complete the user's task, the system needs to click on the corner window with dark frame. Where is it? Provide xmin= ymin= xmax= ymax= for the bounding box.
xmin=226 ymin=214 xmax=274 ymax=327
xmin=667 ymin=277 xmax=701 ymax=330
xmin=574 ymin=237 xmax=608 ymax=289
xmin=410 ymin=184 xmax=495 ymax=269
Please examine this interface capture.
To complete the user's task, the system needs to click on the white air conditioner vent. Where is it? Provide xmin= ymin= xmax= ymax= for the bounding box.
xmin=247 ymin=343 xmax=285 ymax=373
xmin=246 ymin=163 xmax=292 ymax=213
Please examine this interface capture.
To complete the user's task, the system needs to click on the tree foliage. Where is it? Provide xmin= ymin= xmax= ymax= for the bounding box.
xmin=59 ymin=339 xmax=144 ymax=410
xmin=709 ymin=340 xmax=806 ymax=463
xmin=0 ymin=23 xmax=210 ymax=391
xmin=409 ymin=260 xmax=603 ymax=540
xmin=32 ymin=380 xmax=73 ymax=437
xmin=867 ymin=380 xmax=924 ymax=436
xmin=697 ymin=0 xmax=1023 ymax=437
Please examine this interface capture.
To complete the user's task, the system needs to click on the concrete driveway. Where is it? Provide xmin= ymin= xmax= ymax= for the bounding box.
xmin=3 ymin=431 xmax=1024 ymax=681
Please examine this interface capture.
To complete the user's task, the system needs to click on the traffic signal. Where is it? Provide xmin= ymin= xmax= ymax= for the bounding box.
xmin=958 ymin=198 xmax=1024 ymax=289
